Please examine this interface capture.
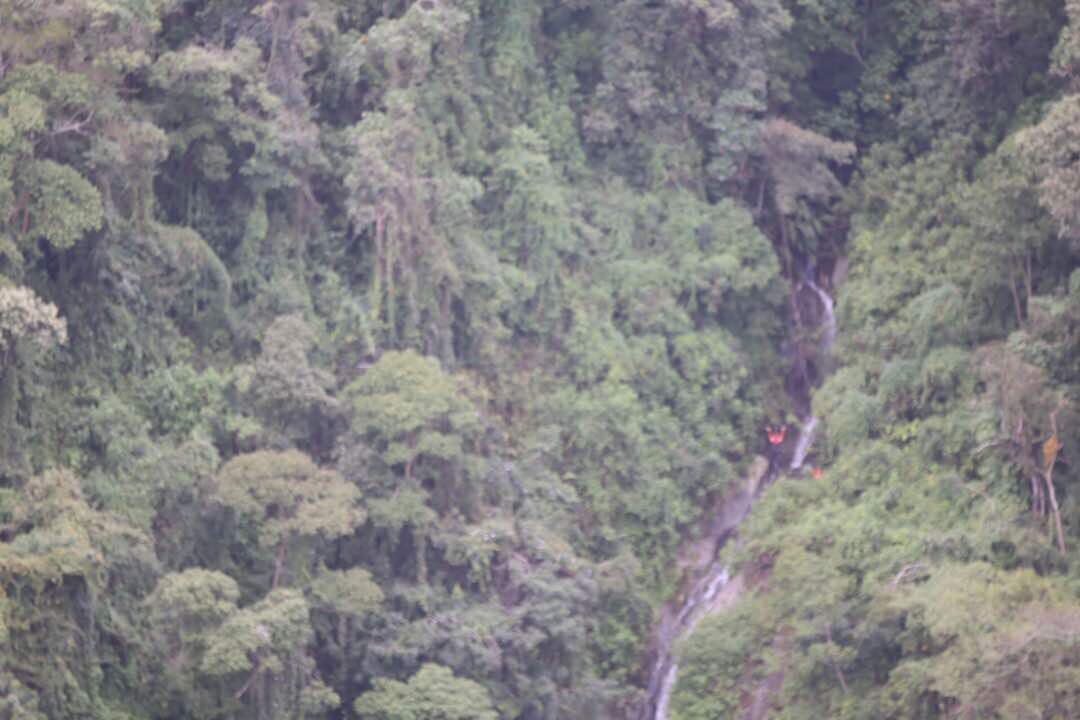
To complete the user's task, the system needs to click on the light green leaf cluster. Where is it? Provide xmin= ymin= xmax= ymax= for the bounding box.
xmin=310 ymin=567 xmax=383 ymax=619
xmin=347 ymin=350 xmax=478 ymax=469
xmin=201 ymin=588 xmax=312 ymax=676
xmin=353 ymin=663 xmax=497 ymax=720
xmin=0 ymin=285 xmax=67 ymax=359
xmin=213 ymin=450 xmax=363 ymax=550
xmin=23 ymin=160 xmax=103 ymax=250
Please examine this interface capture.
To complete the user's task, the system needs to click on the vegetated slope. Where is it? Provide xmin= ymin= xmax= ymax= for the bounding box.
xmin=671 ymin=1 xmax=1080 ymax=718
xmin=0 ymin=1 xmax=1077 ymax=719
xmin=0 ymin=1 xmax=795 ymax=717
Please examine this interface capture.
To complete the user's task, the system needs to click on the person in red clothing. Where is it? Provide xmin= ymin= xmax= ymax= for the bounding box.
xmin=812 ymin=466 xmax=824 ymax=480
xmin=766 ymin=425 xmax=787 ymax=445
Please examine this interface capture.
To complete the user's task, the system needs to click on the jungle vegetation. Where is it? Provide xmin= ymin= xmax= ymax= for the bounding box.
xmin=0 ymin=0 xmax=1078 ymax=718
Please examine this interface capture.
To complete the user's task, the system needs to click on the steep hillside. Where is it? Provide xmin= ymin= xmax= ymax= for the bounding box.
xmin=0 ymin=0 xmax=1077 ymax=718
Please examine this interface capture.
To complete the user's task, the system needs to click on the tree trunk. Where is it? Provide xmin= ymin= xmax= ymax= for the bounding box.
xmin=1009 ymin=272 xmax=1024 ymax=327
xmin=272 ymin=541 xmax=288 ymax=589
xmin=1024 ymin=253 xmax=1033 ymax=308
xmin=825 ymin=623 xmax=849 ymax=695
xmin=235 ymin=656 xmax=262 ymax=700
xmin=337 ymin=614 xmax=351 ymax=691
xmin=1043 ymin=467 xmax=1066 ymax=556
xmin=1030 ymin=474 xmax=1045 ymax=518
xmin=1043 ymin=410 xmax=1066 ymax=556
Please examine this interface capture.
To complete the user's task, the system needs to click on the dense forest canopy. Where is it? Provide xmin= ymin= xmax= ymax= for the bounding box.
xmin=0 ymin=0 xmax=1078 ymax=717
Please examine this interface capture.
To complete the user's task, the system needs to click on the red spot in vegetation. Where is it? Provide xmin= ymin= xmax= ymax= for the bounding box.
xmin=812 ymin=467 xmax=824 ymax=480
xmin=766 ymin=425 xmax=787 ymax=445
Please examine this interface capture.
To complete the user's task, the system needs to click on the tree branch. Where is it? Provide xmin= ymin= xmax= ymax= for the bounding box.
xmin=825 ymin=623 xmax=849 ymax=695
xmin=1043 ymin=404 xmax=1066 ymax=555
xmin=272 ymin=541 xmax=288 ymax=589
xmin=49 ymin=111 xmax=95 ymax=137
xmin=234 ymin=655 xmax=262 ymax=700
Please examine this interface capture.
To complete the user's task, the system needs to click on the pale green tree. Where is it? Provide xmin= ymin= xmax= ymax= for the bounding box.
xmin=353 ymin=663 xmax=497 ymax=720
xmin=211 ymin=450 xmax=363 ymax=588
xmin=201 ymin=588 xmax=339 ymax=719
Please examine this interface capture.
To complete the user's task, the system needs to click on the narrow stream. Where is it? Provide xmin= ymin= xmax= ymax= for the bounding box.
xmin=640 ymin=262 xmax=838 ymax=720
xmin=790 ymin=269 xmax=836 ymax=471
xmin=640 ymin=481 xmax=757 ymax=720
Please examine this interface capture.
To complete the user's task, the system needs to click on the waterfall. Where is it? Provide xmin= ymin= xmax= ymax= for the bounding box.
xmin=653 ymin=664 xmax=678 ymax=720
xmin=639 ymin=461 xmax=766 ymax=720
xmin=789 ymin=415 xmax=818 ymax=471
xmin=805 ymin=273 xmax=837 ymax=354
xmin=642 ymin=563 xmax=738 ymax=720
xmin=790 ymin=270 xmax=837 ymax=470
xmin=639 ymin=481 xmax=757 ymax=720
xmin=650 ymin=565 xmax=738 ymax=720
xmin=640 ymin=263 xmax=840 ymax=720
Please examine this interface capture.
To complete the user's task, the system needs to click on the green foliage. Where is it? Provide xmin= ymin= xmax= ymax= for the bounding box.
xmin=346 ymin=350 xmax=481 ymax=519
xmin=353 ymin=663 xmax=497 ymax=720
xmin=145 ymin=568 xmax=240 ymax=645
xmin=200 ymin=587 xmax=340 ymax=719
xmin=671 ymin=605 xmax=761 ymax=719
xmin=764 ymin=118 xmax=856 ymax=218
xmin=1017 ymin=93 xmax=1080 ymax=240
xmin=0 ymin=285 xmax=66 ymax=360
xmin=668 ymin=7 xmax=1080 ymax=716
xmin=141 ymin=568 xmax=240 ymax=714
xmin=22 ymin=160 xmax=103 ymax=250
xmin=136 ymin=363 xmax=227 ymax=439
xmin=0 ymin=469 xmax=157 ymax=718
xmin=3 ymin=0 xmax=1080 ymax=717
xmin=882 ymin=563 xmax=1080 ymax=717
xmin=249 ymin=314 xmax=339 ymax=447
xmin=487 ymin=126 xmax=578 ymax=333
xmin=201 ymin=588 xmax=311 ymax=676
xmin=0 ymin=668 xmax=45 ymax=719
xmin=212 ymin=450 xmax=363 ymax=553
xmin=309 ymin=567 xmax=383 ymax=619
xmin=104 ymin=223 xmax=231 ymax=332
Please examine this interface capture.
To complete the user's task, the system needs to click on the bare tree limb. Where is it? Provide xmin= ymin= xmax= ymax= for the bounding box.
xmin=825 ymin=623 xmax=849 ymax=695
xmin=235 ymin=656 xmax=263 ymax=700
xmin=973 ymin=438 xmax=1006 ymax=455
xmin=1043 ymin=403 xmax=1066 ymax=556
xmin=49 ymin=111 xmax=95 ymax=137
xmin=890 ymin=562 xmax=926 ymax=587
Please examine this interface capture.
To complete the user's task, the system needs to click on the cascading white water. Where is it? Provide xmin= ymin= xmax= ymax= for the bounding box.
xmin=805 ymin=275 xmax=837 ymax=353
xmin=641 ymin=264 xmax=840 ymax=720
xmin=789 ymin=415 xmax=818 ymax=471
xmin=653 ymin=566 xmax=734 ymax=719
xmin=790 ymin=273 xmax=836 ymax=470
xmin=654 ymin=664 xmax=678 ymax=720
xmin=646 ymin=563 xmax=735 ymax=720
xmin=640 ymin=490 xmax=753 ymax=720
